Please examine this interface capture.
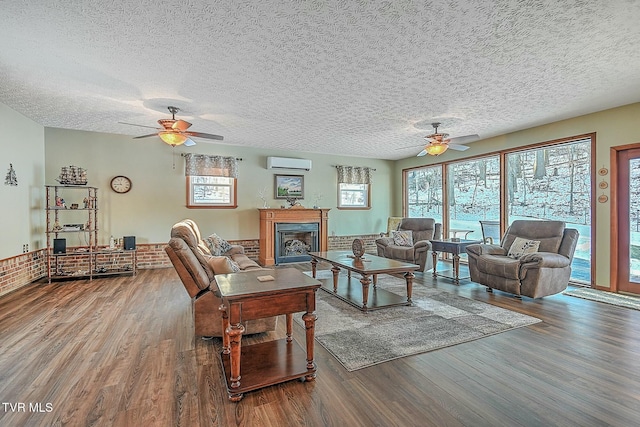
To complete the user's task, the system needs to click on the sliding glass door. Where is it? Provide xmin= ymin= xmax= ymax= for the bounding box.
xmin=505 ymin=139 xmax=591 ymax=283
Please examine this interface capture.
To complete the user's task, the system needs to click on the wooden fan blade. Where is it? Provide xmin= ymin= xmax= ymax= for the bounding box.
xmin=417 ymin=149 xmax=427 ymax=157
xmin=172 ymin=120 xmax=192 ymax=131
xmin=448 ymin=144 xmax=470 ymax=151
xmin=185 ymin=131 xmax=224 ymax=141
xmin=183 ymin=138 xmax=196 ymax=147
xmin=449 ymin=134 xmax=479 ymax=145
xmin=119 ymin=121 xmax=159 ymax=130
xmin=133 ymin=133 xmax=160 ymax=139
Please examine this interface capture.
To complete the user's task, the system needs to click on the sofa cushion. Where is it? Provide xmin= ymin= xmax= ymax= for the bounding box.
xmin=230 ymin=253 xmax=263 ymax=270
xmin=205 ymin=233 xmax=233 ymax=256
xmin=207 ymin=256 xmax=241 ymax=274
xmin=476 ymin=254 xmax=521 ymax=280
xmin=393 ymin=230 xmax=414 ymax=247
xmin=507 ymin=237 xmax=540 ymax=259
xmin=384 ymin=245 xmax=415 ymax=263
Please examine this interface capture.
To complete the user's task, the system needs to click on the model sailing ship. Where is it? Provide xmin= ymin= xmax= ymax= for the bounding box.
xmin=56 ymin=165 xmax=87 ymax=185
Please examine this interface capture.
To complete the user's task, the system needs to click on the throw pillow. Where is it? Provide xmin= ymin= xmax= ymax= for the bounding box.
xmin=507 ymin=237 xmax=541 ymax=259
xmin=207 ymin=256 xmax=241 ymax=274
xmin=205 ymin=233 xmax=233 ymax=256
xmin=393 ymin=230 xmax=414 ymax=247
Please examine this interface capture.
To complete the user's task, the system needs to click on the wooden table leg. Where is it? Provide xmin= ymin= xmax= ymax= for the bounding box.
xmin=404 ymin=271 xmax=414 ymax=303
xmin=302 ymin=311 xmax=317 ymax=381
xmin=331 ymin=265 xmax=340 ymax=292
xmin=219 ymin=304 xmax=230 ymax=355
xmin=286 ymin=313 xmax=293 ymax=343
xmin=359 ymin=274 xmax=371 ymax=310
xmin=310 ymin=257 xmax=318 ymax=278
xmin=227 ymin=323 xmax=245 ymax=402
xmin=453 ymin=253 xmax=460 ymax=285
xmin=432 ymin=251 xmax=438 ymax=277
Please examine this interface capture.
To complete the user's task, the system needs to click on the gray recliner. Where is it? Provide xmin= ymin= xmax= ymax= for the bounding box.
xmin=465 ymin=220 xmax=579 ymax=298
xmin=375 ymin=218 xmax=442 ymax=272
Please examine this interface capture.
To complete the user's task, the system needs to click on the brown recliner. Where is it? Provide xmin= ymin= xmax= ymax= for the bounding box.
xmin=375 ymin=218 xmax=442 ymax=272
xmin=165 ymin=220 xmax=277 ymax=337
xmin=465 ymin=220 xmax=579 ymax=298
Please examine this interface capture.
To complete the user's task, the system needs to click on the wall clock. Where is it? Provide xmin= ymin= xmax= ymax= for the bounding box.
xmin=110 ymin=175 xmax=132 ymax=193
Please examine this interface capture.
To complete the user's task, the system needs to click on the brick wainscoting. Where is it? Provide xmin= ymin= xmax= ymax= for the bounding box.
xmin=0 ymin=234 xmax=382 ymax=296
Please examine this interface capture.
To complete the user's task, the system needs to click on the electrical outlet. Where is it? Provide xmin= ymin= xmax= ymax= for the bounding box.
xmin=23 ymin=244 xmax=29 ymax=253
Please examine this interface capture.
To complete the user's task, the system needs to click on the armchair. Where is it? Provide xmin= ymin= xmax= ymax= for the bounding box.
xmin=375 ymin=218 xmax=442 ymax=272
xmin=465 ymin=220 xmax=579 ymax=298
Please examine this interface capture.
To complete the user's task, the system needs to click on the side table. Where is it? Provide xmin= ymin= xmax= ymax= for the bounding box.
xmin=430 ymin=239 xmax=482 ymax=284
xmin=215 ymin=268 xmax=321 ymax=402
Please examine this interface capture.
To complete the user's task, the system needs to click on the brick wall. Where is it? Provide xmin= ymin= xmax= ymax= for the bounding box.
xmin=0 ymin=250 xmax=47 ymax=297
xmin=0 ymin=234 xmax=381 ymax=296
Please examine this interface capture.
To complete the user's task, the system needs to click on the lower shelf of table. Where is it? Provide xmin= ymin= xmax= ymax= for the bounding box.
xmin=318 ymin=275 xmax=410 ymax=311
xmin=219 ymin=338 xmax=314 ymax=396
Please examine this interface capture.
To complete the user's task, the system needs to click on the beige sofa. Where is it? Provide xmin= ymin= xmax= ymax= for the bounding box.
xmin=165 ymin=219 xmax=277 ymax=337
xmin=465 ymin=220 xmax=579 ymax=298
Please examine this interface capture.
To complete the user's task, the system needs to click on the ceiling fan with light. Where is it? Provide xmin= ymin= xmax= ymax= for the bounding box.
xmin=120 ymin=106 xmax=224 ymax=147
xmin=416 ymin=122 xmax=479 ymax=156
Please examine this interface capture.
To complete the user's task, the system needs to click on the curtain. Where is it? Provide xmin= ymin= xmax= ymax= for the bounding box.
xmin=184 ymin=154 xmax=238 ymax=178
xmin=336 ymin=166 xmax=373 ymax=184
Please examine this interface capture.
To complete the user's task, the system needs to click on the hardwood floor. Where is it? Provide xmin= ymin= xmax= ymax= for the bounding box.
xmin=2 ymin=265 xmax=640 ymax=426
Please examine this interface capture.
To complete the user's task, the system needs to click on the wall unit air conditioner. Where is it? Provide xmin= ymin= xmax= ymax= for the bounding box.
xmin=266 ymin=157 xmax=312 ymax=171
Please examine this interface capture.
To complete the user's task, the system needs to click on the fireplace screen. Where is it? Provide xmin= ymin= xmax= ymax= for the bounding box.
xmin=275 ymin=223 xmax=319 ymax=264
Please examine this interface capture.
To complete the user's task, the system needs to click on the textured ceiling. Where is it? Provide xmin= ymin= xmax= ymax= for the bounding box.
xmin=2 ymin=0 xmax=640 ymax=160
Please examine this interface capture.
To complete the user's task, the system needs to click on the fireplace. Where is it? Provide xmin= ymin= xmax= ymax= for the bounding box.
xmin=258 ymin=208 xmax=330 ymax=266
xmin=275 ymin=223 xmax=319 ymax=264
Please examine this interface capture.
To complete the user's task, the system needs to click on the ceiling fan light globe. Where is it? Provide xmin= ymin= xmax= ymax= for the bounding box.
xmin=424 ymin=142 xmax=448 ymax=156
xmin=159 ymin=131 xmax=187 ymax=146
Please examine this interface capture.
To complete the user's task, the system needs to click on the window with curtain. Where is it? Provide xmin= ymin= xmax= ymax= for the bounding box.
xmin=185 ymin=154 xmax=238 ymax=208
xmin=336 ymin=166 xmax=372 ymax=209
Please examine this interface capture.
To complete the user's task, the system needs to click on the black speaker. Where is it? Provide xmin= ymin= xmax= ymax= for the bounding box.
xmin=123 ymin=236 xmax=136 ymax=250
xmin=53 ymin=238 xmax=66 ymax=254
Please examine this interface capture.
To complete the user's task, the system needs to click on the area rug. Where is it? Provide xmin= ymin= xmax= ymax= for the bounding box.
xmin=563 ymin=288 xmax=640 ymax=311
xmin=298 ymin=271 xmax=541 ymax=371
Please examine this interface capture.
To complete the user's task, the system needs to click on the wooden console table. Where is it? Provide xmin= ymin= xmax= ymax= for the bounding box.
xmin=216 ymin=268 xmax=321 ymax=402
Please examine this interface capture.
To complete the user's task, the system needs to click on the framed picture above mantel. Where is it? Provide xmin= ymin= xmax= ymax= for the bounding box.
xmin=275 ymin=174 xmax=304 ymax=199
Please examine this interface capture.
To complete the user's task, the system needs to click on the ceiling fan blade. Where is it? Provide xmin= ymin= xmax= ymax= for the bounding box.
xmin=172 ymin=119 xmax=192 ymax=131
xmin=183 ymin=138 xmax=196 ymax=147
xmin=449 ymin=134 xmax=479 ymax=145
xmin=185 ymin=131 xmax=224 ymax=141
xmin=133 ymin=133 xmax=160 ymax=139
xmin=119 ymin=121 xmax=159 ymax=130
xmin=417 ymin=149 xmax=427 ymax=157
xmin=448 ymin=144 xmax=470 ymax=151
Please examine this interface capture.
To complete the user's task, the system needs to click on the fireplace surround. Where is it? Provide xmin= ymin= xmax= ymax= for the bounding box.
xmin=258 ymin=208 xmax=329 ymax=266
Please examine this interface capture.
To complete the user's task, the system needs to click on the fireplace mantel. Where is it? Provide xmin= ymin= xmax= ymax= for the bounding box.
xmin=258 ymin=208 xmax=330 ymax=266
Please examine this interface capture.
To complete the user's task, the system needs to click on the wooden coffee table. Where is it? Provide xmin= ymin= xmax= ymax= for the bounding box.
xmin=429 ymin=239 xmax=482 ymax=284
xmin=308 ymin=251 xmax=420 ymax=311
xmin=215 ymin=268 xmax=321 ymax=402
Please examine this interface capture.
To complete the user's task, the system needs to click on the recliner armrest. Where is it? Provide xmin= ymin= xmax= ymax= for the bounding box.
xmin=519 ymin=252 xmax=570 ymax=268
xmin=466 ymin=243 xmax=506 ymax=256
xmin=414 ymin=240 xmax=432 ymax=252
xmin=375 ymin=237 xmax=394 ymax=247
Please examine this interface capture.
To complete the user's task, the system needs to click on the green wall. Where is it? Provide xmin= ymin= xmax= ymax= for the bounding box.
xmin=43 ymin=128 xmax=394 ymax=245
xmin=0 ymin=103 xmax=45 ymax=260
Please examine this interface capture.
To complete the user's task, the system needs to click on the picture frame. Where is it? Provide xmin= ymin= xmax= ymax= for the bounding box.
xmin=274 ymin=174 xmax=304 ymax=199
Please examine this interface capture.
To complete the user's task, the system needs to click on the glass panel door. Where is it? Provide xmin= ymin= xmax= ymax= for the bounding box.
xmin=618 ymin=149 xmax=640 ymax=294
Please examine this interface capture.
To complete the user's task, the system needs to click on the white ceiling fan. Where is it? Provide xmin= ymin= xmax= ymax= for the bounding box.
xmin=120 ymin=106 xmax=224 ymax=147
xmin=417 ymin=122 xmax=479 ymax=156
